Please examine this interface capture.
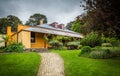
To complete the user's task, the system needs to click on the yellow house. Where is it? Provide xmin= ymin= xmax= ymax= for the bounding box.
xmin=7 ymin=22 xmax=83 ymax=49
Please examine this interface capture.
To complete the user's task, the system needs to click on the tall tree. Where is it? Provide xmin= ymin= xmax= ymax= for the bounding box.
xmin=25 ymin=13 xmax=47 ymax=26
xmin=7 ymin=15 xmax=22 ymax=32
xmin=66 ymin=21 xmax=74 ymax=30
xmin=0 ymin=15 xmax=22 ymax=34
xmin=0 ymin=18 xmax=8 ymax=34
xmin=72 ymin=14 xmax=90 ymax=35
xmin=81 ymin=0 xmax=120 ymax=38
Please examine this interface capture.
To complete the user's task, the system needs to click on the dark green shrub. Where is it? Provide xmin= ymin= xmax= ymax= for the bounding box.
xmin=89 ymin=49 xmax=111 ymax=59
xmin=67 ymin=41 xmax=80 ymax=50
xmin=111 ymin=50 xmax=120 ymax=57
xmin=49 ymin=40 xmax=63 ymax=50
xmin=4 ymin=42 xmax=24 ymax=52
xmin=81 ymin=32 xmax=102 ymax=47
xmin=77 ymin=45 xmax=83 ymax=49
xmin=0 ymin=46 xmax=5 ymax=53
xmin=81 ymin=46 xmax=91 ymax=54
xmin=0 ymin=46 xmax=5 ymax=50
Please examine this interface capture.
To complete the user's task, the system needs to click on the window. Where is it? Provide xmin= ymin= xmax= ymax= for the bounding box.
xmin=31 ymin=32 xmax=35 ymax=43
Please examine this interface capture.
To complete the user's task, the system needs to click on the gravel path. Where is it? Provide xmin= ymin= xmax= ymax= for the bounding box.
xmin=37 ymin=53 xmax=65 ymax=76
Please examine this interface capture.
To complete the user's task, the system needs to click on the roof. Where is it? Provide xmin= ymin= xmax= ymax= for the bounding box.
xmin=24 ymin=24 xmax=84 ymax=38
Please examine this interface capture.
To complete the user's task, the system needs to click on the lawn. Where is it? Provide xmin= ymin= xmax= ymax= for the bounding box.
xmin=0 ymin=52 xmax=41 ymax=76
xmin=53 ymin=50 xmax=120 ymax=76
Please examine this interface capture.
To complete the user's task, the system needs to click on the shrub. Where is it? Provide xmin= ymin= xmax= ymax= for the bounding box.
xmin=111 ymin=50 xmax=120 ymax=57
xmin=67 ymin=41 xmax=80 ymax=50
xmin=49 ymin=40 xmax=63 ymax=50
xmin=81 ymin=32 xmax=102 ymax=47
xmin=77 ymin=45 xmax=83 ymax=49
xmin=81 ymin=46 xmax=91 ymax=54
xmin=92 ymin=46 xmax=102 ymax=51
xmin=101 ymin=43 xmax=112 ymax=47
xmin=0 ymin=46 xmax=5 ymax=50
xmin=101 ymin=36 xmax=120 ymax=47
xmin=89 ymin=49 xmax=111 ymax=59
xmin=4 ymin=42 xmax=24 ymax=52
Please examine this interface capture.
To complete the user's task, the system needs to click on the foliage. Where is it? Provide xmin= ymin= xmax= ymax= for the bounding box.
xmin=111 ymin=50 xmax=120 ymax=57
xmin=0 ymin=35 xmax=10 ymax=47
xmin=67 ymin=41 xmax=80 ymax=50
xmin=81 ymin=0 xmax=120 ymax=38
xmin=72 ymin=19 xmax=81 ymax=33
xmin=49 ymin=40 xmax=63 ymax=50
xmin=0 ymin=15 xmax=22 ymax=33
xmin=66 ymin=21 xmax=74 ymax=30
xmin=72 ymin=14 xmax=90 ymax=35
xmin=80 ymin=46 xmax=91 ymax=54
xmin=53 ymin=50 xmax=120 ymax=76
xmin=81 ymin=32 xmax=102 ymax=47
xmin=0 ymin=53 xmax=40 ymax=76
xmin=89 ymin=49 xmax=111 ymax=59
xmin=0 ymin=46 xmax=5 ymax=50
xmin=4 ymin=42 xmax=24 ymax=52
xmin=25 ymin=13 xmax=47 ymax=26
xmin=101 ymin=43 xmax=112 ymax=47
xmin=101 ymin=36 xmax=120 ymax=47
xmin=77 ymin=45 xmax=83 ymax=49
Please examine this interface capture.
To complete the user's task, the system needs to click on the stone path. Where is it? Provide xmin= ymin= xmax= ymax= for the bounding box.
xmin=37 ymin=53 xmax=65 ymax=76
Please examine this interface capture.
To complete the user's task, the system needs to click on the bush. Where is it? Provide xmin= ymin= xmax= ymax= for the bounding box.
xmin=101 ymin=36 xmax=120 ymax=47
xmin=77 ymin=45 xmax=83 ymax=49
xmin=81 ymin=32 xmax=102 ymax=47
xmin=89 ymin=49 xmax=111 ymax=59
xmin=67 ymin=41 xmax=80 ymax=50
xmin=101 ymin=43 xmax=112 ymax=47
xmin=92 ymin=46 xmax=102 ymax=51
xmin=81 ymin=46 xmax=91 ymax=54
xmin=49 ymin=40 xmax=63 ymax=50
xmin=0 ymin=46 xmax=5 ymax=50
xmin=4 ymin=42 xmax=24 ymax=52
xmin=111 ymin=50 xmax=120 ymax=57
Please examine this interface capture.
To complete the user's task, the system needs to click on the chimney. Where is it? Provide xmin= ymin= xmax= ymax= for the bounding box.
xmin=39 ymin=19 xmax=44 ymax=25
xmin=50 ymin=22 xmax=58 ymax=28
xmin=57 ymin=24 xmax=64 ymax=29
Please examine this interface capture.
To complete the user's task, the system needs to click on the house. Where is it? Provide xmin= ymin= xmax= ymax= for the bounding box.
xmin=7 ymin=21 xmax=83 ymax=49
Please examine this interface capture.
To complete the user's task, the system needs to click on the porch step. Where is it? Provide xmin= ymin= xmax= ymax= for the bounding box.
xmin=24 ymin=48 xmax=49 ymax=52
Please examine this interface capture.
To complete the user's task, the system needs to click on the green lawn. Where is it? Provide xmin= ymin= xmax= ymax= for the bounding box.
xmin=0 ymin=52 xmax=41 ymax=76
xmin=53 ymin=50 xmax=120 ymax=76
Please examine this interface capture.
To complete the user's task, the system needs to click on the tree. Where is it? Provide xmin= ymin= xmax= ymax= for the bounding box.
xmin=81 ymin=0 xmax=120 ymax=38
xmin=0 ymin=15 xmax=22 ymax=34
xmin=7 ymin=15 xmax=22 ymax=32
xmin=0 ymin=35 xmax=10 ymax=47
xmin=0 ymin=18 xmax=8 ymax=34
xmin=72 ymin=14 xmax=90 ymax=35
xmin=25 ymin=13 xmax=47 ymax=26
xmin=66 ymin=21 xmax=74 ymax=30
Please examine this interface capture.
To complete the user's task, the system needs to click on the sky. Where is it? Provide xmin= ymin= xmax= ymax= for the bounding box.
xmin=0 ymin=0 xmax=84 ymax=25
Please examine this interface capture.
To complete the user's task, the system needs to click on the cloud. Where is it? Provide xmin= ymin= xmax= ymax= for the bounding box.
xmin=0 ymin=0 xmax=84 ymax=25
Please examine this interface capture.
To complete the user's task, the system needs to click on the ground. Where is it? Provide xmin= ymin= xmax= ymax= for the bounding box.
xmin=0 ymin=52 xmax=40 ymax=76
xmin=53 ymin=50 xmax=120 ymax=76
xmin=0 ymin=50 xmax=120 ymax=76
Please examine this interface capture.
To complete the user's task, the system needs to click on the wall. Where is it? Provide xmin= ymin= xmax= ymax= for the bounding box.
xmin=18 ymin=31 xmax=31 ymax=48
xmin=7 ymin=24 xmax=50 ymax=48
xmin=31 ymin=33 xmax=49 ymax=48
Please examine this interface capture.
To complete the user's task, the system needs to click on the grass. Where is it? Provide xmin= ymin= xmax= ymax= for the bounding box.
xmin=52 ymin=50 xmax=120 ymax=76
xmin=0 ymin=52 xmax=41 ymax=76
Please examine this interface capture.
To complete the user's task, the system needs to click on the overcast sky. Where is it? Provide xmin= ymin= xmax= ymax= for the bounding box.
xmin=0 ymin=0 xmax=84 ymax=25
